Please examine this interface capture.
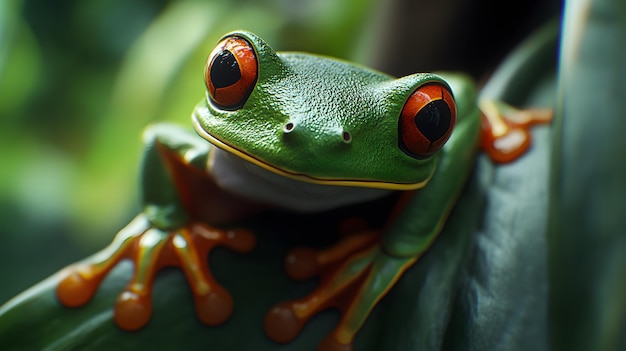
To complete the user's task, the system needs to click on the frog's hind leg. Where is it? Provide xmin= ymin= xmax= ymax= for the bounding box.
xmin=479 ymin=100 xmax=552 ymax=163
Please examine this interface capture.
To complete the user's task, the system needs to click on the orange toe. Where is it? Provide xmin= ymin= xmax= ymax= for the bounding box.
xmin=194 ymin=289 xmax=233 ymax=326
xmin=56 ymin=269 xmax=99 ymax=307
xmin=264 ymin=302 xmax=306 ymax=343
xmin=114 ymin=290 xmax=152 ymax=331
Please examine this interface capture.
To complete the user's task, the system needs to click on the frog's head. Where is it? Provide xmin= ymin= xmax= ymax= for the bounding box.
xmin=193 ymin=31 xmax=456 ymax=191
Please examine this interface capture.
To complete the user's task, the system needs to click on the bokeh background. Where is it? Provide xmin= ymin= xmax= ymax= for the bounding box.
xmin=0 ymin=0 xmax=556 ymax=304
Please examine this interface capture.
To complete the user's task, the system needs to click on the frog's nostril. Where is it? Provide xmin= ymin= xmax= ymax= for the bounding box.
xmin=283 ymin=121 xmax=295 ymax=133
xmin=282 ymin=123 xmax=352 ymax=146
xmin=342 ymin=131 xmax=352 ymax=144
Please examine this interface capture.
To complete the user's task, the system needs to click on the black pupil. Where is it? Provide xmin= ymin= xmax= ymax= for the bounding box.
xmin=210 ymin=50 xmax=241 ymax=88
xmin=414 ymin=99 xmax=451 ymax=142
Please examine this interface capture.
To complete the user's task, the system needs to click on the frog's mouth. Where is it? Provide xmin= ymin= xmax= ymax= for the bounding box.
xmin=192 ymin=114 xmax=432 ymax=192
xmin=205 ymin=145 xmax=392 ymax=211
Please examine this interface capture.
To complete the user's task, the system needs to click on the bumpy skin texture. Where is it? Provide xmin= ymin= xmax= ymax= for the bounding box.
xmin=194 ymin=31 xmax=452 ymax=188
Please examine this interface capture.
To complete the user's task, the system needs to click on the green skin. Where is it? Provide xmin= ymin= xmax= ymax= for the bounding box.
xmin=141 ymin=30 xmax=480 ymax=341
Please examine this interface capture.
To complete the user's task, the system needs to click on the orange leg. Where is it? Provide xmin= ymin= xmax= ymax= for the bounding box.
xmin=264 ymin=229 xmax=415 ymax=351
xmin=56 ymin=214 xmax=254 ymax=330
xmin=479 ymin=100 xmax=552 ymax=163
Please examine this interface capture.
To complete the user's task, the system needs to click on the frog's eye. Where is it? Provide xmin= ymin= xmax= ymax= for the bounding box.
xmin=205 ymin=35 xmax=258 ymax=110
xmin=398 ymin=82 xmax=456 ymax=159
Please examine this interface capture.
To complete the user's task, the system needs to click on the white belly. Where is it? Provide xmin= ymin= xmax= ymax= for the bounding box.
xmin=208 ymin=148 xmax=392 ymax=212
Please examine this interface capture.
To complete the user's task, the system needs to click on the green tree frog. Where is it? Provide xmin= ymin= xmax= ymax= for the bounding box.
xmin=55 ymin=31 xmax=550 ymax=350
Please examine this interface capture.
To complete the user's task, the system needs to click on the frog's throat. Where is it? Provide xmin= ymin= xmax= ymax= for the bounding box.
xmin=192 ymin=117 xmax=432 ymax=191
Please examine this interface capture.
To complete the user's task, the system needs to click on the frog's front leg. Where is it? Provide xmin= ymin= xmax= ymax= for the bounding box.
xmin=56 ymin=124 xmax=255 ymax=330
xmin=264 ymin=232 xmax=418 ymax=350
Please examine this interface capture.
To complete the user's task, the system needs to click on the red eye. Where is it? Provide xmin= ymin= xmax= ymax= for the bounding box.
xmin=205 ymin=35 xmax=258 ymax=110
xmin=398 ymin=82 xmax=456 ymax=158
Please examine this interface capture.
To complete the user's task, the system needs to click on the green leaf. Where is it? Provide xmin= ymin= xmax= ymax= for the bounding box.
xmin=548 ymin=0 xmax=626 ymax=350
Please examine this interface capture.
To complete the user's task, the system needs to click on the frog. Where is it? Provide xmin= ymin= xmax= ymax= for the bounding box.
xmin=55 ymin=30 xmax=551 ymax=350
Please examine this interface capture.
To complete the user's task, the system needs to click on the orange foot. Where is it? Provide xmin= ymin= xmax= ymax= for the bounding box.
xmin=264 ymin=224 xmax=416 ymax=351
xmin=56 ymin=214 xmax=254 ymax=330
xmin=479 ymin=100 xmax=552 ymax=163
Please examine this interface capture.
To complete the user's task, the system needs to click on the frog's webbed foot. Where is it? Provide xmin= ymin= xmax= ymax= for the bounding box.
xmin=264 ymin=227 xmax=415 ymax=351
xmin=56 ymin=215 xmax=254 ymax=330
xmin=479 ymin=100 xmax=552 ymax=163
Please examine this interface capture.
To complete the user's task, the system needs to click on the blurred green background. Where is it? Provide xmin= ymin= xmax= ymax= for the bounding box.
xmin=0 ymin=0 xmax=557 ymax=305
